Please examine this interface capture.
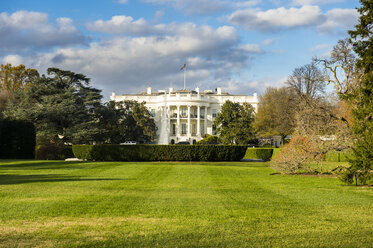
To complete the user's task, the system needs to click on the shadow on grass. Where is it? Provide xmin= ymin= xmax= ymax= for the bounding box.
xmin=0 ymin=161 xmax=93 ymax=171
xmin=0 ymin=174 xmax=128 ymax=185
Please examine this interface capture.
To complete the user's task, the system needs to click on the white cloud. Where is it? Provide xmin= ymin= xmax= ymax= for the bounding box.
xmin=117 ymin=0 xmax=128 ymax=3
xmin=87 ymin=15 xmax=157 ymax=36
xmin=2 ymin=54 xmax=23 ymax=65
xmin=0 ymin=11 xmax=87 ymax=54
xmin=317 ymin=8 xmax=358 ymax=34
xmin=9 ymin=23 xmax=261 ymax=98
xmin=87 ymin=15 xmax=241 ymax=39
xmin=140 ymin=0 xmax=261 ymax=16
xmin=240 ymin=44 xmax=263 ymax=53
xmin=228 ymin=5 xmax=324 ymax=32
xmin=262 ymin=38 xmax=278 ymax=46
xmin=308 ymin=43 xmax=329 ymax=52
xmin=291 ymin=0 xmax=344 ymax=5
xmin=228 ymin=5 xmax=357 ymax=34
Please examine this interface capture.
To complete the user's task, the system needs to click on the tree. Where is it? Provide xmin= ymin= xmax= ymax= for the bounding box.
xmin=315 ymin=39 xmax=357 ymax=94
xmin=254 ymin=87 xmax=296 ymax=144
xmin=98 ymin=100 xmax=157 ymax=144
xmin=3 ymin=68 xmax=103 ymax=145
xmin=0 ymin=64 xmax=39 ymax=92
xmin=213 ymin=100 xmax=255 ymax=145
xmin=342 ymin=0 xmax=373 ymax=185
xmin=286 ymin=61 xmax=325 ymax=99
xmin=0 ymin=64 xmax=39 ymax=115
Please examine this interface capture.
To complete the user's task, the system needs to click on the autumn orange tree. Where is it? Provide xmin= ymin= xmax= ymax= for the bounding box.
xmin=0 ymin=64 xmax=39 ymax=115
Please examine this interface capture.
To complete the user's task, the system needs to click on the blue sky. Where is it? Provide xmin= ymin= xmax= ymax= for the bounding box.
xmin=0 ymin=0 xmax=360 ymax=98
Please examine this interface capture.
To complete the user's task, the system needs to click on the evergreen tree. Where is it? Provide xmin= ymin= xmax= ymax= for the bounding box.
xmin=343 ymin=0 xmax=373 ymax=185
xmin=4 ymin=68 xmax=103 ymax=145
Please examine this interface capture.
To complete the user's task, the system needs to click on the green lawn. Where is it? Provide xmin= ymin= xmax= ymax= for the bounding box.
xmin=0 ymin=160 xmax=372 ymax=247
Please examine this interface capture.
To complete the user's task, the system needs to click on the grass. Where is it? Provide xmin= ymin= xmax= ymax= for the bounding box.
xmin=0 ymin=160 xmax=372 ymax=247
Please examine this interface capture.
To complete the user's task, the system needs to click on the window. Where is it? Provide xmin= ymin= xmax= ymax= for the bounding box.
xmin=201 ymin=123 xmax=205 ymax=136
xmin=200 ymin=108 xmax=205 ymax=118
xmin=212 ymin=109 xmax=217 ymax=118
xmin=172 ymin=124 xmax=176 ymax=135
xmin=182 ymin=123 xmax=187 ymax=134
xmin=151 ymin=109 xmax=156 ymax=117
xmin=181 ymin=107 xmax=187 ymax=118
xmin=212 ymin=124 xmax=216 ymax=135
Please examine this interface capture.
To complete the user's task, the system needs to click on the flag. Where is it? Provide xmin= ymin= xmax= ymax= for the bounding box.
xmin=180 ymin=64 xmax=186 ymax=71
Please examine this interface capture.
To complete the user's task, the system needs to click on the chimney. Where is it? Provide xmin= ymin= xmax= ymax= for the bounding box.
xmin=169 ymin=87 xmax=174 ymax=93
xmin=195 ymin=87 xmax=199 ymax=94
xmin=217 ymin=86 xmax=222 ymax=95
xmin=147 ymin=86 xmax=152 ymax=95
xmin=110 ymin=92 xmax=115 ymax=100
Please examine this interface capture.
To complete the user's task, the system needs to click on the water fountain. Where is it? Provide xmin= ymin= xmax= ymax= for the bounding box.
xmin=157 ymin=95 xmax=169 ymax=145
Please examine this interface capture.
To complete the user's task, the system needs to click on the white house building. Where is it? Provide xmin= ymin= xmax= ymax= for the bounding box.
xmin=110 ymin=86 xmax=259 ymax=144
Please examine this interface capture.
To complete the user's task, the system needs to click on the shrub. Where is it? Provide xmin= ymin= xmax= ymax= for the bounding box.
xmin=72 ymin=144 xmax=247 ymax=161
xmin=0 ymin=119 xmax=35 ymax=159
xmin=196 ymin=135 xmax=220 ymax=144
xmin=35 ymin=144 xmax=74 ymax=160
xmin=270 ymin=136 xmax=323 ymax=174
xmin=243 ymin=148 xmax=274 ymax=161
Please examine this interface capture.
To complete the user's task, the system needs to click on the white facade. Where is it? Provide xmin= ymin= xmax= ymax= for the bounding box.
xmin=110 ymin=86 xmax=259 ymax=144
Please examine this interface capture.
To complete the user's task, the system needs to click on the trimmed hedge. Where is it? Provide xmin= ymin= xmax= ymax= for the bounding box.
xmin=0 ymin=119 xmax=36 ymax=159
xmin=72 ymin=144 xmax=248 ymax=161
xmin=35 ymin=144 xmax=74 ymax=160
xmin=243 ymin=148 xmax=275 ymax=161
xmin=325 ymin=150 xmax=352 ymax=162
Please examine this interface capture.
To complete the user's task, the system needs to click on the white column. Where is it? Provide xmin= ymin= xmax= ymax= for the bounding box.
xmin=204 ymin=106 xmax=208 ymax=135
xmin=177 ymin=105 xmax=180 ymax=136
xmin=187 ymin=105 xmax=191 ymax=136
xmin=197 ymin=106 xmax=200 ymax=136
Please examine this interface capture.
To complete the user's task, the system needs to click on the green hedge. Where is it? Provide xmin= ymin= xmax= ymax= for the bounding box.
xmin=35 ymin=144 xmax=74 ymax=160
xmin=325 ymin=150 xmax=352 ymax=162
xmin=243 ymin=148 xmax=275 ymax=161
xmin=72 ymin=145 xmax=248 ymax=161
xmin=0 ymin=119 xmax=35 ymax=159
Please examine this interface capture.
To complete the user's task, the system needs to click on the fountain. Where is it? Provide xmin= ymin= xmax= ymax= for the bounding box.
xmin=157 ymin=95 xmax=169 ymax=145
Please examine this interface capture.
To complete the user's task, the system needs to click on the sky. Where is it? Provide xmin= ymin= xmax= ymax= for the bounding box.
xmin=0 ymin=0 xmax=360 ymax=99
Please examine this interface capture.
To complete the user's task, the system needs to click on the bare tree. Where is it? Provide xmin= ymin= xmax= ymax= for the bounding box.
xmin=286 ymin=61 xmax=325 ymax=99
xmin=315 ymin=39 xmax=358 ymax=94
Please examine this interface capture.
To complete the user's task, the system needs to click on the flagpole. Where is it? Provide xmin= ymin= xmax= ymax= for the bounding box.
xmin=184 ymin=64 xmax=186 ymax=90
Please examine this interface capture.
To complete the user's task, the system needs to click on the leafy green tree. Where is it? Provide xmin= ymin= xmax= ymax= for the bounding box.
xmin=0 ymin=64 xmax=39 ymax=115
xmin=4 ymin=68 xmax=103 ymax=145
xmin=99 ymin=100 xmax=156 ymax=144
xmin=213 ymin=100 xmax=255 ymax=145
xmin=254 ymin=87 xmax=295 ymax=144
xmin=342 ymin=0 xmax=373 ymax=185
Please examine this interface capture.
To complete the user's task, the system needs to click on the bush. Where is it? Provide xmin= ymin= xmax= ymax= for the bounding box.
xmin=270 ymin=136 xmax=323 ymax=174
xmin=72 ymin=144 xmax=247 ymax=161
xmin=35 ymin=144 xmax=74 ymax=160
xmin=243 ymin=148 xmax=274 ymax=161
xmin=0 ymin=119 xmax=35 ymax=159
xmin=196 ymin=135 xmax=220 ymax=144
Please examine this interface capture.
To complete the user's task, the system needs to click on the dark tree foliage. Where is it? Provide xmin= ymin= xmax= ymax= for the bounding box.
xmin=0 ymin=119 xmax=35 ymax=159
xmin=99 ymin=100 xmax=157 ymax=144
xmin=3 ymin=68 xmax=103 ymax=144
xmin=213 ymin=100 xmax=255 ymax=145
xmin=343 ymin=0 xmax=373 ymax=185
